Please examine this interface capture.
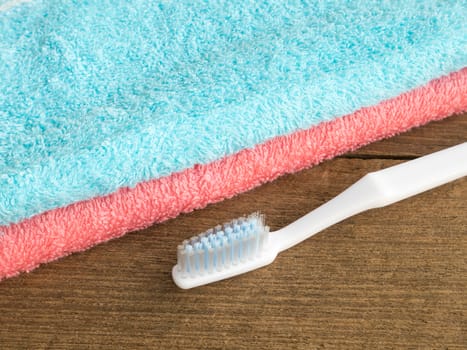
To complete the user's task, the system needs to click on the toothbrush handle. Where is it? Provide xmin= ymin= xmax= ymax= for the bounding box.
xmin=370 ymin=142 xmax=467 ymax=203
xmin=275 ymin=142 xmax=467 ymax=252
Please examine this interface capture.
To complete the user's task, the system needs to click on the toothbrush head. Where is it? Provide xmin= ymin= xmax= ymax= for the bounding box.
xmin=172 ymin=213 xmax=277 ymax=289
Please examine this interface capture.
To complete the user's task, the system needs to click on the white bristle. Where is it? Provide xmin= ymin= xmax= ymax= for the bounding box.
xmin=221 ymin=236 xmax=229 ymax=268
xmin=185 ymin=245 xmax=194 ymax=275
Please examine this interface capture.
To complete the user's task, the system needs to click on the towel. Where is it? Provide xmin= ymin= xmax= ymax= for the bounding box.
xmin=0 ymin=0 xmax=466 ymax=278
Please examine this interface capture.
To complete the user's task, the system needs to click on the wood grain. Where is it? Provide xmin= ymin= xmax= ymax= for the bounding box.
xmin=0 ymin=113 xmax=465 ymax=349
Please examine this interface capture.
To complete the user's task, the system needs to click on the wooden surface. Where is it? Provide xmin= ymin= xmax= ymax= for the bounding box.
xmin=0 ymin=113 xmax=466 ymax=349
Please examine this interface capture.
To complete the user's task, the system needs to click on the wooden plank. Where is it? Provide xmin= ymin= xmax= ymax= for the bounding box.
xmin=346 ymin=112 xmax=467 ymax=158
xmin=0 ymin=114 xmax=465 ymax=349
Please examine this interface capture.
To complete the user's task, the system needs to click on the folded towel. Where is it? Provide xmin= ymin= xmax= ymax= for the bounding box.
xmin=1 ymin=0 xmax=466 ymax=225
xmin=0 ymin=0 xmax=466 ymax=278
xmin=1 ymin=69 xmax=466 ymax=279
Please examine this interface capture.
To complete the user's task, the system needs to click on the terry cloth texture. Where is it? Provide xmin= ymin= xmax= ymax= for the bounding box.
xmin=1 ymin=0 xmax=467 ymax=226
xmin=1 ymin=68 xmax=467 ymax=279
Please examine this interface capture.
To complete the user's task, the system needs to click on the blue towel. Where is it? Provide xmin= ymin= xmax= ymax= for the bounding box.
xmin=0 ymin=0 xmax=466 ymax=225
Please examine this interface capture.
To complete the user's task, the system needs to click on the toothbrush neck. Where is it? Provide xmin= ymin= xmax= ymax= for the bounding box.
xmin=273 ymin=176 xmax=384 ymax=252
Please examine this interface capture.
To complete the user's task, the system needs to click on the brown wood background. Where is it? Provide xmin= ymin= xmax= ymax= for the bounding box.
xmin=0 ymin=113 xmax=466 ymax=349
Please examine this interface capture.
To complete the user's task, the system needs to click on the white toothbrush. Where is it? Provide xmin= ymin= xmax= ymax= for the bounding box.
xmin=172 ymin=142 xmax=467 ymax=289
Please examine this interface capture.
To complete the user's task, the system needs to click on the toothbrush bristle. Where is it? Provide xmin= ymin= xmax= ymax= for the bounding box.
xmin=176 ymin=213 xmax=269 ymax=278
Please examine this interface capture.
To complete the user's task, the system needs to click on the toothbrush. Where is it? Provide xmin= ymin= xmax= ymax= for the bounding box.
xmin=172 ymin=142 xmax=467 ymax=289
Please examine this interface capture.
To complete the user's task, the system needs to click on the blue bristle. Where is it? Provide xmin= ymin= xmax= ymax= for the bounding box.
xmin=178 ymin=213 xmax=269 ymax=276
xmin=237 ymin=232 xmax=243 ymax=261
xmin=229 ymin=233 xmax=236 ymax=264
xmin=243 ymin=231 xmax=250 ymax=259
